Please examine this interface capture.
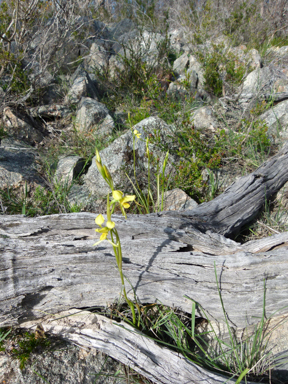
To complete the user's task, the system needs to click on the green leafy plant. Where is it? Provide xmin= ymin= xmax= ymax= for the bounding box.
xmin=197 ymin=43 xmax=247 ymax=97
xmin=10 ymin=330 xmax=50 ymax=370
xmin=0 ymin=184 xmax=29 ymax=215
xmin=0 ymin=176 xmax=83 ymax=217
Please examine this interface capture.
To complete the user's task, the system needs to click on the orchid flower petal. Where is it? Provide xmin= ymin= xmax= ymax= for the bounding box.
xmin=121 ymin=195 xmax=136 ymax=203
xmin=106 ymin=220 xmax=115 ymax=229
xmin=112 ymin=190 xmax=123 ymax=200
xmin=100 ymin=232 xmax=108 ymax=241
xmin=95 ymin=214 xmax=105 ymax=226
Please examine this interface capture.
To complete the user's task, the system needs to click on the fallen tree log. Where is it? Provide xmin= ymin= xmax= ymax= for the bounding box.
xmin=21 ymin=309 xmax=254 ymax=384
xmin=1 ymin=142 xmax=288 ymax=383
xmin=169 ymin=140 xmax=288 ymax=236
xmin=1 ymin=211 xmax=288 ymax=328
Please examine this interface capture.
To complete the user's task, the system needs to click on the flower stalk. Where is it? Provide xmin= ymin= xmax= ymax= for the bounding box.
xmin=94 ymin=149 xmax=136 ymax=324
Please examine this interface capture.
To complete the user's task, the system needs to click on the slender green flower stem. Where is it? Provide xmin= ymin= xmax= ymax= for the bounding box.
xmin=156 ymin=174 xmax=160 ymax=211
xmin=132 ymin=133 xmax=142 ymax=194
xmin=147 ymin=140 xmax=151 ymax=209
xmin=111 ymin=229 xmax=136 ymax=324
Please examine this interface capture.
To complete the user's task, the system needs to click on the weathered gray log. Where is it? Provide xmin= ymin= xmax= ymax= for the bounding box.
xmin=2 ymin=142 xmax=288 ymax=383
xmin=172 ymin=140 xmax=288 ymax=236
xmin=20 ymin=310 xmax=254 ymax=384
xmin=1 ymin=212 xmax=288 ymax=330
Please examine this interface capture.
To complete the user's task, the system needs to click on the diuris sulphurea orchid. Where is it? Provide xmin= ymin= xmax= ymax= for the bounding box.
xmin=94 ymin=150 xmax=136 ymax=324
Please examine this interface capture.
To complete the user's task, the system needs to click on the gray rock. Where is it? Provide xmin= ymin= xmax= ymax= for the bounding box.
xmin=183 ymin=68 xmax=199 ymax=91
xmin=85 ymin=43 xmax=108 ymax=74
xmin=47 ymin=16 xmax=95 ymax=70
xmin=230 ymin=45 xmax=247 ymax=61
xmin=2 ymin=107 xmax=44 ymax=145
xmin=169 ymin=28 xmax=186 ymax=54
xmin=65 ymin=76 xmax=88 ymax=104
xmin=241 ymin=67 xmax=272 ymax=95
xmin=41 ymin=83 xmax=63 ymax=105
xmin=259 ymin=99 xmax=288 ymax=141
xmin=239 ymin=65 xmax=288 ymax=102
xmin=91 ymin=19 xmax=110 ymax=46
xmin=54 ymin=156 xmax=86 ymax=187
xmin=67 ymin=183 xmax=100 ymax=211
xmin=98 ymin=114 xmax=115 ymax=137
xmin=108 ymin=55 xmax=125 ymax=79
xmin=271 ymin=68 xmax=288 ymax=93
xmin=0 ymin=340 xmax=127 ymax=384
xmin=169 ymin=51 xmax=200 ymax=94
xmin=111 ymin=28 xmax=139 ymax=54
xmin=65 ymin=65 xmax=99 ymax=104
xmin=84 ymin=116 xmax=175 ymax=199
xmin=188 ymin=55 xmax=205 ymax=88
xmin=163 ymin=188 xmax=198 ymax=211
xmin=167 ymin=81 xmax=189 ymax=97
xmin=108 ymin=26 xmax=169 ymax=78
xmin=75 ymin=97 xmax=109 ymax=133
xmin=173 ymin=52 xmax=189 ymax=75
xmin=139 ymin=30 xmax=167 ymax=64
xmin=265 ymin=45 xmax=288 ymax=66
xmin=0 ymin=138 xmax=42 ymax=191
xmin=271 ymin=45 xmax=288 ymax=56
xmin=229 ymin=46 xmax=261 ymax=70
xmin=189 ymin=106 xmax=218 ymax=130
xmin=112 ymin=29 xmax=166 ymax=65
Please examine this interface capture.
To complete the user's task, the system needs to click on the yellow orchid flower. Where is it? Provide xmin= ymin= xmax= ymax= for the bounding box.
xmin=94 ymin=214 xmax=117 ymax=246
xmin=133 ymin=129 xmax=141 ymax=139
xmin=112 ymin=190 xmax=135 ymax=218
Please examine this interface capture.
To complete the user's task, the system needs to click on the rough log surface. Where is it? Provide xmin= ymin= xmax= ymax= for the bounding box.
xmin=21 ymin=310 xmax=254 ymax=384
xmin=1 ymin=212 xmax=288 ymax=329
xmin=169 ymin=140 xmax=288 ymax=236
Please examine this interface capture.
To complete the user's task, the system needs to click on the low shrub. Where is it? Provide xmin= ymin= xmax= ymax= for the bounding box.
xmin=197 ymin=43 xmax=248 ymax=97
xmin=151 ymin=114 xmax=271 ymax=203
